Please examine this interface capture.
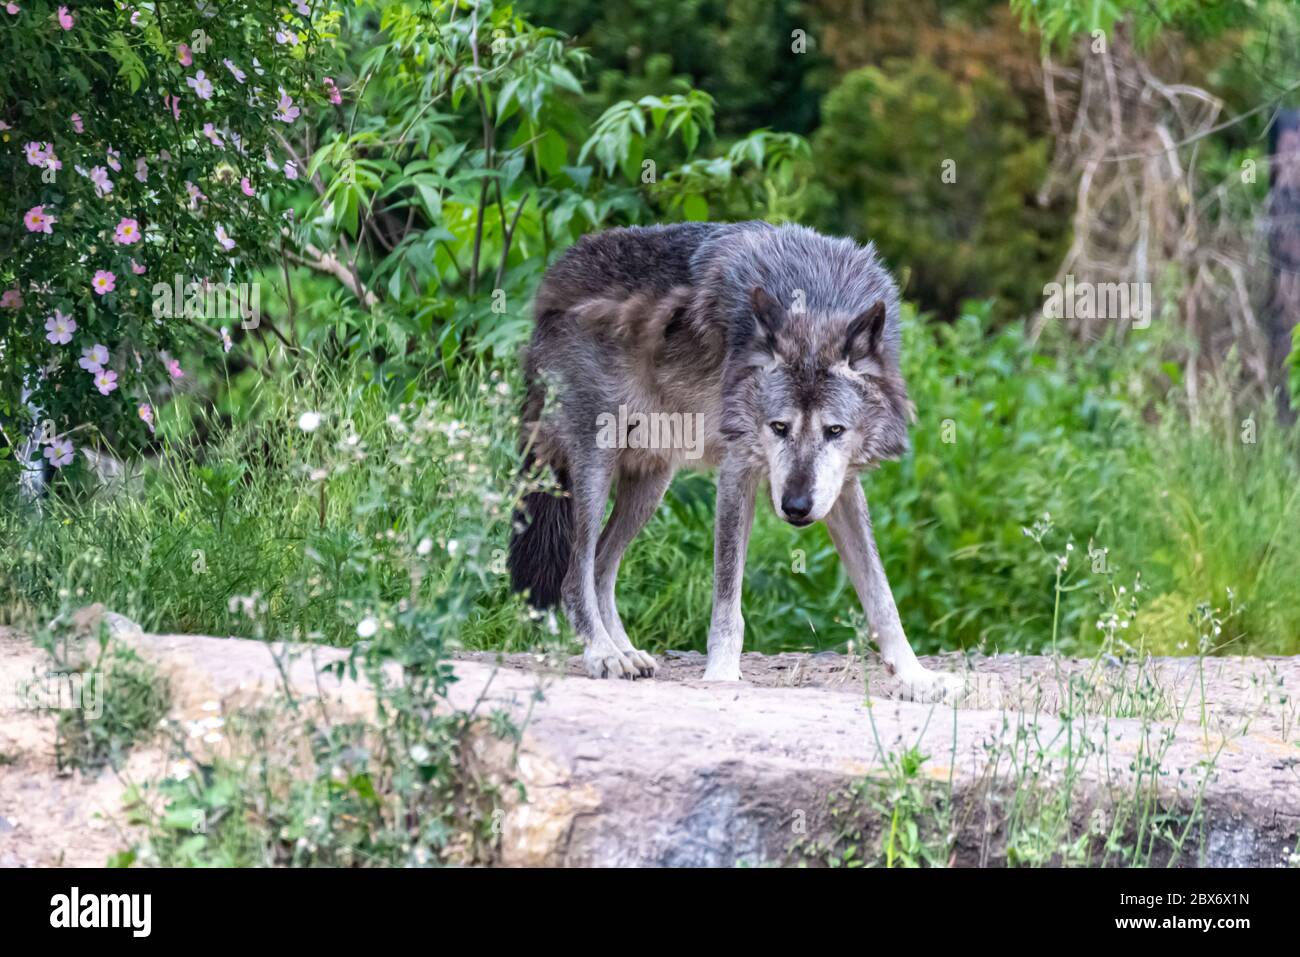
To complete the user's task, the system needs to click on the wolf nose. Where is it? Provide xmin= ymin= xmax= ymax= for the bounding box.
xmin=781 ymin=492 xmax=812 ymax=521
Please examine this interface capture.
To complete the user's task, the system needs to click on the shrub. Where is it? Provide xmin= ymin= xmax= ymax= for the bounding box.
xmin=809 ymin=59 xmax=1068 ymax=320
xmin=52 ymin=639 xmax=170 ymax=773
xmin=0 ymin=1 xmax=332 ymax=479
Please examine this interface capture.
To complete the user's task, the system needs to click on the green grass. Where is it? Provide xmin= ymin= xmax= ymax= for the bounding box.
xmin=4 ymin=305 xmax=1300 ymax=662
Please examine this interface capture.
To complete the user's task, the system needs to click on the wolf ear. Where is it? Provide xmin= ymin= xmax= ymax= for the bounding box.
xmin=843 ymin=301 xmax=887 ymax=371
xmin=749 ymin=286 xmax=786 ymax=349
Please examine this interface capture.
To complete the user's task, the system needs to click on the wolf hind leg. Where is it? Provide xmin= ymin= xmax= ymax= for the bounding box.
xmin=595 ymin=465 xmax=674 ymax=677
xmin=562 ymin=449 xmax=638 ymax=679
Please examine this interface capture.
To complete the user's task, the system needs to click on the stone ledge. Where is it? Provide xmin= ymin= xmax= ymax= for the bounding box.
xmin=3 ymin=625 xmax=1297 ymax=867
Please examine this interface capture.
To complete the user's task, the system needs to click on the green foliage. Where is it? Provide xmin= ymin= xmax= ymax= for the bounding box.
xmin=49 ymin=638 xmax=170 ymax=773
xmin=519 ymin=0 xmax=821 ymax=136
xmin=126 ymin=694 xmax=508 ymax=867
xmin=1115 ymin=403 xmax=1300 ymax=656
xmin=579 ymin=91 xmax=715 ymax=176
xmin=91 ymin=362 xmax=521 ymax=867
xmin=283 ymin=0 xmax=809 ymax=380
xmin=787 ymin=740 xmax=952 ymax=869
xmin=872 ymin=744 xmax=951 ymax=868
xmin=1011 ymin=0 xmax=1254 ymax=48
xmin=0 ymin=358 xmax=523 ymax=646
xmin=810 ymin=59 xmax=1069 ymax=320
xmin=658 ymin=128 xmax=812 ymax=222
xmin=0 ymin=1 xmax=330 ymax=473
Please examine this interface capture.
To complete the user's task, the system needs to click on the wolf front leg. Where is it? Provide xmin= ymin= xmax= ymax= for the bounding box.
xmin=562 ymin=451 xmax=638 ymax=679
xmin=703 ymin=458 xmax=758 ymax=681
xmin=825 ymin=477 xmax=965 ymax=703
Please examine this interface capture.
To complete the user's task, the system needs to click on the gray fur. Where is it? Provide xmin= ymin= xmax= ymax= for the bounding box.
xmin=508 ymin=222 xmax=964 ymax=700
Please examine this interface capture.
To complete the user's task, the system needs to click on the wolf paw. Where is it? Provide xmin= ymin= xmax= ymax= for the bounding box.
xmin=622 ymin=648 xmax=657 ymax=678
xmin=583 ymin=642 xmax=636 ymax=680
xmin=895 ymin=668 xmax=966 ymax=705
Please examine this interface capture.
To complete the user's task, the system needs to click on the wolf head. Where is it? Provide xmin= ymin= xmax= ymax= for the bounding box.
xmin=741 ymin=286 xmax=910 ymax=524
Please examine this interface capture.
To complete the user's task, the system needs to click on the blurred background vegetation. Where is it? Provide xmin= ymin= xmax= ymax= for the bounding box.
xmin=6 ymin=0 xmax=1300 ymax=662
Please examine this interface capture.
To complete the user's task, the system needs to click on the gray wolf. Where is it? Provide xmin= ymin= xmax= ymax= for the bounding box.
xmin=507 ymin=221 xmax=964 ymax=702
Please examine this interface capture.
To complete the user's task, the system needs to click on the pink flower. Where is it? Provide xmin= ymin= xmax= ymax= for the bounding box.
xmin=106 ymin=147 xmax=121 ymax=172
xmin=283 ymin=160 xmax=298 ymax=181
xmin=323 ymin=77 xmax=342 ymax=105
xmin=1 ymin=287 xmax=22 ymax=309
xmin=215 ymin=224 xmax=236 ymax=251
xmin=165 ymin=357 xmax=184 ymax=380
xmin=131 ymin=259 xmax=147 ymax=275
xmin=5 ymin=4 xmax=19 ymax=17
xmin=79 ymin=343 xmax=109 ymax=372
xmin=185 ymin=180 xmax=206 ymax=209
xmin=201 ymin=123 xmax=225 ymax=147
xmin=177 ymin=43 xmax=192 ymax=66
xmin=273 ymin=88 xmax=300 ymax=124
xmin=220 ymin=327 xmax=233 ymax=352
xmin=113 ymin=217 xmax=141 ymax=244
xmin=24 ymin=141 xmax=48 ymax=166
xmin=93 ymin=369 xmax=119 ymax=395
xmin=44 ymin=310 xmax=75 ymax=344
xmin=91 ymin=271 xmax=116 ymax=296
xmin=44 ymin=436 xmax=74 ymax=469
xmin=71 ymin=112 xmax=83 ymax=133
xmin=239 ymin=176 xmax=255 ymax=197
xmin=56 ymin=5 xmax=72 ymax=30
xmin=135 ymin=157 xmax=148 ymax=182
xmin=274 ymin=30 xmax=298 ymax=47
xmin=24 ymin=204 xmax=55 ymax=234
xmin=223 ymin=58 xmax=246 ymax=84
xmin=162 ymin=93 xmax=181 ymax=120
xmin=186 ymin=70 xmax=214 ymax=101
xmin=138 ymin=403 xmax=155 ymax=433
xmin=88 ymin=165 xmax=113 ymax=196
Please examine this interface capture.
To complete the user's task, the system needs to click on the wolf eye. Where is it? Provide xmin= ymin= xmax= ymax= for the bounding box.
xmin=825 ymin=425 xmax=845 ymax=439
xmin=770 ymin=421 xmax=789 ymax=437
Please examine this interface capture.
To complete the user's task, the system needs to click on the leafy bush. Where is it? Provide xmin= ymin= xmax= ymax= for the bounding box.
xmin=810 ymin=58 xmax=1069 ymax=320
xmin=0 ymin=1 xmax=331 ymax=477
xmin=519 ymin=0 xmax=822 ymax=136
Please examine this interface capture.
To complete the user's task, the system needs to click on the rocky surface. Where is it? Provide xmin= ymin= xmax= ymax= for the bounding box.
xmin=2 ymin=619 xmax=1298 ymax=867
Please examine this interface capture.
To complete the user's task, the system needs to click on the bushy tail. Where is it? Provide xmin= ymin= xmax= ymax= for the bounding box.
xmin=507 ymin=477 xmax=572 ymax=608
xmin=507 ymin=379 xmax=571 ymax=607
